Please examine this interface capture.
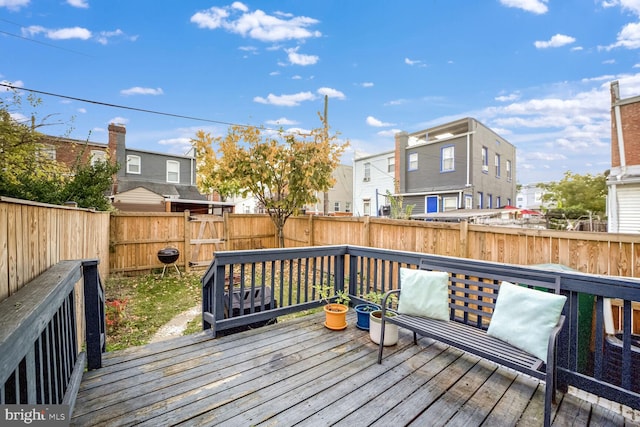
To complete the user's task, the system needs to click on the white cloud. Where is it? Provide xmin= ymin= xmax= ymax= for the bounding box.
xmin=376 ymin=129 xmax=403 ymax=137
xmin=67 ymin=0 xmax=88 ymax=8
xmin=317 ymin=87 xmax=345 ymax=99
xmin=108 ymin=117 xmax=129 ymax=125
xmin=500 ymin=0 xmax=548 ymax=14
xmin=1 ymin=79 xmax=23 ymax=92
xmin=254 ymin=91 xmax=316 ymax=106
xmin=366 ymin=116 xmax=395 ymax=127
xmin=0 ymin=0 xmax=29 ymax=11
xmin=286 ymin=47 xmax=319 ymax=66
xmin=534 ymin=34 xmax=576 ymax=49
xmin=495 ymin=92 xmax=520 ymax=102
xmin=21 ymin=25 xmax=135 ymax=44
xmin=360 ymin=82 xmax=374 ymax=88
xmin=265 ymin=117 xmax=298 ymax=125
xmin=77 ymin=108 xmax=87 ymax=114
xmin=120 ymin=87 xmax=164 ymax=96
xmin=158 ymin=137 xmax=193 ymax=154
xmin=23 ymin=25 xmax=92 ymax=40
xmin=404 ymin=57 xmax=426 ymax=67
xmin=602 ymin=21 xmax=640 ymax=50
xmin=191 ymin=4 xmax=322 ymax=42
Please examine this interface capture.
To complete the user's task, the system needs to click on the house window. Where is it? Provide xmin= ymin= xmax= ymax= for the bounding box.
xmin=497 ymin=196 xmax=501 ymax=208
xmin=334 ymin=202 xmax=340 ymax=212
xmin=387 ymin=156 xmax=395 ymax=173
xmin=363 ymin=200 xmax=371 ymax=216
xmin=495 ymin=154 xmax=501 ymax=177
xmin=127 ymin=155 xmax=141 ymax=174
xmin=90 ymin=150 xmax=107 ymax=165
xmin=167 ymin=160 xmax=180 ymax=183
xmin=478 ymin=192 xmax=483 ymax=209
xmin=507 ymin=198 xmax=512 ymax=206
xmin=506 ymin=160 xmax=512 ymax=182
xmin=441 ymin=146 xmax=454 ymax=172
xmin=481 ymin=146 xmax=488 ymax=173
xmin=488 ymin=194 xmax=493 ymax=209
xmin=408 ymin=152 xmax=418 ymax=171
xmin=442 ymin=196 xmax=458 ymax=211
xmin=38 ymin=144 xmax=56 ymax=161
xmin=465 ymin=195 xmax=473 ymax=209
xmin=345 ymin=202 xmax=351 ymax=213
xmin=364 ymin=162 xmax=371 ymax=181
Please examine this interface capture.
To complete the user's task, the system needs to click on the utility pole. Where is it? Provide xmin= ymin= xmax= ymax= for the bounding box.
xmin=322 ymin=95 xmax=329 ymax=216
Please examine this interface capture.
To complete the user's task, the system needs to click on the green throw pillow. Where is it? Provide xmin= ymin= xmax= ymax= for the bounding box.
xmin=487 ymin=281 xmax=566 ymax=361
xmin=398 ymin=268 xmax=450 ymax=321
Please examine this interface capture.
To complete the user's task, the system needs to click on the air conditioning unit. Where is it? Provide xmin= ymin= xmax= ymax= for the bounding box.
xmin=482 ymin=165 xmax=489 ymax=173
xmin=363 ymin=177 xmax=370 ymax=182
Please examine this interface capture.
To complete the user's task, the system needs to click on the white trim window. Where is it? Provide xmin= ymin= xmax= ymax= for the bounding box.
xmin=408 ymin=152 xmax=418 ymax=171
xmin=442 ymin=196 xmax=458 ymax=211
xmin=441 ymin=146 xmax=454 ymax=172
xmin=334 ymin=201 xmax=340 ymax=212
xmin=127 ymin=155 xmax=141 ymax=174
xmin=38 ymin=144 xmax=56 ymax=161
xmin=364 ymin=162 xmax=371 ymax=181
xmin=90 ymin=150 xmax=107 ymax=165
xmin=387 ymin=156 xmax=395 ymax=173
xmin=167 ymin=160 xmax=180 ymax=183
xmin=506 ymin=160 xmax=512 ymax=182
xmin=481 ymin=146 xmax=488 ymax=173
xmin=495 ymin=154 xmax=501 ymax=178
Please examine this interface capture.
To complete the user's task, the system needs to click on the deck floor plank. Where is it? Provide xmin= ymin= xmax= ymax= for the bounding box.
xmin=70 ymin=311 xmax=633 ymax=427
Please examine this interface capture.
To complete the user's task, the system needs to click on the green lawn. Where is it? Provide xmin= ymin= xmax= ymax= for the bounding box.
xmin=104 ymin=271 xmax=201 ymax=351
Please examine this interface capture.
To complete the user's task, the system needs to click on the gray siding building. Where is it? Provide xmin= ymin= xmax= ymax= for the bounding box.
xmin=395 ymin=117 xmax=516 ymax=214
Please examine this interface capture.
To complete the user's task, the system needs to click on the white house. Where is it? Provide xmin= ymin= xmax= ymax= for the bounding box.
xmin=352 ymin=150 xmax=396 ymax=216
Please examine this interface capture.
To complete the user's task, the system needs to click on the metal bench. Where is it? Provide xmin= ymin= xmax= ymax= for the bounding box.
xmin=377 ymin=259 xmax=565 ymax=427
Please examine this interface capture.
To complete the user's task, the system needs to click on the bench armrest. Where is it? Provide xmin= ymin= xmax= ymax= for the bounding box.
xmin=381 ymin=289 xmax=401 ymax=315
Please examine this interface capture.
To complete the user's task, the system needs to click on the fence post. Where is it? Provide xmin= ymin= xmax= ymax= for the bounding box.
xmin=82 ymin=259 xmax=104 ymax=370
xmin=184 ymin=210 xmax=191 ymax=273
xmin=363 ymin=215 xmax=370 ymax=247
xmin=307 ymin=214 xmax=314 ymax=246
xmin=459 ymin=220 xmax=468 ymax=258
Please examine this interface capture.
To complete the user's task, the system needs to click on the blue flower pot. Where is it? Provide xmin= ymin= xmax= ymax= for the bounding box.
xmin=355 ymin=303 xmax=379 ymax=330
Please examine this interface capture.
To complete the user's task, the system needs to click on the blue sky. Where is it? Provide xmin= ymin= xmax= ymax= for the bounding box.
xmin=3 ymin=0 xmax=640 ymax=184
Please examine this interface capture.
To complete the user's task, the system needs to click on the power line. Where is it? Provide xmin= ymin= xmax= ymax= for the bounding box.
xmin=0 ymin=29 xmax=94 ymax=57
xmin=0 ymin=82 xmax=245 ymax=127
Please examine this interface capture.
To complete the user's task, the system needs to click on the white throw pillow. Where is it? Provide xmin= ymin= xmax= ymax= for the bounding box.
xmin=397 ymin=268 xmax=450 ymax=321
xmin=487 ymin=281 xmax=566 ymax=361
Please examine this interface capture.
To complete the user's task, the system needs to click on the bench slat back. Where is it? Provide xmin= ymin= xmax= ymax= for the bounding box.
xmin=418 ymin=259 xmax=562 ymax=329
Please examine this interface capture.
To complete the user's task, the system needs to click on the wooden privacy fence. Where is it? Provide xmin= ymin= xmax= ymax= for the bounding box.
xmin=284 ymin=215 xmax=640 ymax=278
xmin=109 ymin=212 xmax=276 ymax=274
xmin=0 ymin=197 xmax=110 ymax=302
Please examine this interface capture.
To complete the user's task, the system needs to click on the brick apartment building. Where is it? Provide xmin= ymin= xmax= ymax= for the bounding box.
xmin=608 ymin=80 xmax=640 ymax=233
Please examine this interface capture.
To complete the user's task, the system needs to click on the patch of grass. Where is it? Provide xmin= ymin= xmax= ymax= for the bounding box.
xmin=104 ymin=271 xmax=201 ymax=351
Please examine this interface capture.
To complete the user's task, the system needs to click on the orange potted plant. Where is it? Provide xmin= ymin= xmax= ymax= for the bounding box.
xmin=314 ymin=283 xmax=351 ymax=330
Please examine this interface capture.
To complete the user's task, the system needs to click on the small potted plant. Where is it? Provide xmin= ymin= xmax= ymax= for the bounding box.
xmin=354 ymin=291 xmax=384 ymax=330
xmin=368 ymin=292 xmax=399 ymax=346
xmin=314 ymin=283 xmax=351 ymax=330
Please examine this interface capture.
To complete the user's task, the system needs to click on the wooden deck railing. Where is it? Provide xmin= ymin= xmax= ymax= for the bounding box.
xmin=202 ymin=244 xmax=640 ymax=411
xmin=0 ymin=259 xmax=106 ymax=416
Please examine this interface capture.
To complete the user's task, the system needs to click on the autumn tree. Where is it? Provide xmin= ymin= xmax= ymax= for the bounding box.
xmin=539 ymin=171 xmax=608 ymax=216
xmin=193 ymin=119 xmax=347 ymax=247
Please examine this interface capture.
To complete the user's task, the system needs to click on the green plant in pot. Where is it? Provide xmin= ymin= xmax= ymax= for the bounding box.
xmin=354 ymin=291 xmax=395 ymax=331
xmin=314 ymin=283 xmax=351 ymax=330
xmin=368 ymin=292 xmax=399 ymax=346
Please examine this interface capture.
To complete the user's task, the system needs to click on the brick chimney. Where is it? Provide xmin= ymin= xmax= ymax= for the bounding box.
xmin=108 ymin=123 xmax=126 ymax=194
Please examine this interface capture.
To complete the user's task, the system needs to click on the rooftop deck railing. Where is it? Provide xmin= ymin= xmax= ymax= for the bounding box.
xmin=202 ymin=244 xmax=640 ymax=411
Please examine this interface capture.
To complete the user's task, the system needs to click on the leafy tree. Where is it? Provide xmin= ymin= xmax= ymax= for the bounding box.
xmin=538 ymin=171 xmax=607 ymax=215
xmin=0 ymin=89 xmax=118 ymax=210
xmin=192 ymin=118 xmax=348 ymax=247
xmin=386 ymin=183 xmax=415 ymax=219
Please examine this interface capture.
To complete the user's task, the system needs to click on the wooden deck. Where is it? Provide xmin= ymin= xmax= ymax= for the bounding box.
xmin=71 ymin=312 xmax=636 ymax=426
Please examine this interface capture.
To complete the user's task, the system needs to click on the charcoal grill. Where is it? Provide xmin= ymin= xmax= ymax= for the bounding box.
xmin=157 ymin=247 xmax=181 ymax=278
